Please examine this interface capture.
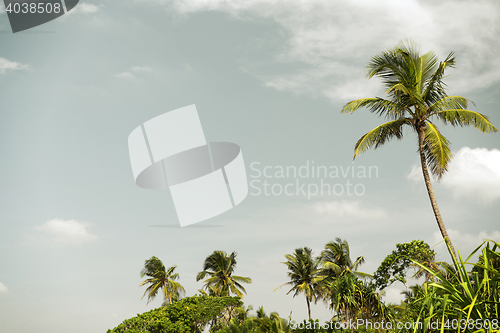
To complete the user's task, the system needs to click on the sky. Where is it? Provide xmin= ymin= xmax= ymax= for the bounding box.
xmin=0 ymin=0 xmax=499 ymax=332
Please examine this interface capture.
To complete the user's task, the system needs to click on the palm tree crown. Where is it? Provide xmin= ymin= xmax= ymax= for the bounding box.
xmin=341 ymin=41 xmax=497 ymax=264
xmin=320 ymin=237 xmax=371 ymax=280
xmin=140 ymin=256 xmax=186 ymax=306
xmin=196 ymin=250 xmax=252 ymax=298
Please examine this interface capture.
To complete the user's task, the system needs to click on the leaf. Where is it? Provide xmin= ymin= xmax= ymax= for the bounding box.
xmin=433 ymin=109 xmax=498 ymax=134
xmin=353 ymin=118 xmax=411 ymax=159
xmin=423 ymin=122 xmax=452 ymax=179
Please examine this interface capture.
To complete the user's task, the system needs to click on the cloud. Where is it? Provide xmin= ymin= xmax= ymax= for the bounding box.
xmin=114 ymin=66 xmax=152 ymax=79
xmin=406 ymin=164 xmax=422 ymax=183
xmin=131 ymin=66 xmax=152 ymax=72
xmin=147 ymin=0 xmax=500 ymax=101
xmin=312 ymin=200 xmax=388 ymax=220
xmin=66 ymin=3 xmax=102 ymax=15
xmin=0 ymin=282 xmax=8 ymax=295
xmin=28 ymin=218 xmax=98 ymax=245
xmin=407 ymin=147 xmax=500 ymax=204
xmin=431 ymin=229 xmax=500 ymax=257
xmin=114 ymin=72 xmax=136 ymax=79
xmin=0 ymin=57 xmax=28 ymax=75
xmin=440 ymin=147 xmax=500 ymax=204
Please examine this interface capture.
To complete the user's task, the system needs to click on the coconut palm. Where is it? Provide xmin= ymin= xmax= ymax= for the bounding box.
xmin=276 ymin=247 xmax=321 ymax=320
xmin=140 ymin=256 xmax=185 ymax=306
xmin=341 ymin=41 xmax=497 ymax=265
xmin=320 ymin=238 xmax=371 ymax=280
xmin=196 ymin=250 xmax=252 ymax=298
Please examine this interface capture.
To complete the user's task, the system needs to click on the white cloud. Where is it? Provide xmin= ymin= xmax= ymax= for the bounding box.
xmin=66 ymin=3 xmax=102 ymax=15
xmin=131 ymin=66 xmax=152 ymax=72
xmin=406 ymin=164 xmax=422 ymax=183
xmin=0 ymin=57 xmax=28 ymax=75
xmin=28 ymin=218 xmax=98 ymax=245
xmin=442 ymin=147 xmax=500 ymax=204
xmin=312 ymin=200 xmax=388 ymax=220
xmin=0 ymin=282 xmax=8 ymax=295
xmin=407 ymin=147 xmax=500 ymax=204
xmin=431 ymin=229 xmax=500 ymax=257
xmin=147 ymin=0 xmax=500 ymax=101
xmin=114 ymin=72 xmax=136 ymax=79
xmin=114 ymin=66 xmax=153 ymax=79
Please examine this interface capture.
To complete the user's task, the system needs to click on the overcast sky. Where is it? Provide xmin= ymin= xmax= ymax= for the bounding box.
xmin=1 ymin=1 xmax=499 ymax=332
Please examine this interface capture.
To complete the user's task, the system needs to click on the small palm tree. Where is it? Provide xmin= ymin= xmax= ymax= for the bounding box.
xmin=196 ymin=250 xmax=252 ymax=298
xmin=341 ymin=41 xmax=497 ymax=265
xmin=328 ymin=273 xmax=363 ymax=326
xmin=140 ymin=256 xmax=185 ymax=306
xmin=320 ymin=238 xmax=371 ymax=280
xmin=276 ymin=247 xmax=321 ymax=320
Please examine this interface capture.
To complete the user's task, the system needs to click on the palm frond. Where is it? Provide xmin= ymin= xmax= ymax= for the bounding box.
xmin=139 ymin=257 xmax=184 ymax=306
xmin=423 ymin=122 xmax=452 ymax=179
xmin=341 ymin=97 xmax=406 ymax=118
xmin=197 ymin=250 xmax=251 ymax=297
xmin=422 ymin=52 xmax=455 ymax=105
xmin=419 ymin=51 xmax=439 ymax=87
xmin=353 ymin=118 xmax=411 ymax=159
xmin=433 ymin=109 xmax=498 ymax=134
xmin=427 ymin=95 xmax=471 ymax=112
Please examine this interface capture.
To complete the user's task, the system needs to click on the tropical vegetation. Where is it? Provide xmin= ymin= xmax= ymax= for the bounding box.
xmin=109 ymin=239 xmax=500 ymax=332
xmin=107 ymin=42 xmax=499 ymax=332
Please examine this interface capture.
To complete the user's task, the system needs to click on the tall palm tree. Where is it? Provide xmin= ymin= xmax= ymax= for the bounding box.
xmin=276 ymin=247 xmax=321 ymax=320
xmin=196 ymin=250 xmax=252 ymax=298
xmin=140 ymin=256 xmax=185 ymax=306
xmin=341 ymin=41 xmax=497 ymax=265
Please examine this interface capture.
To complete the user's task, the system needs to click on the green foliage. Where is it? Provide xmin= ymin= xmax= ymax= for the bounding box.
xmin=373 ymin=240 xmax=435 ymax=290
xmin=107 ymin=295 xmax=242 ymax=333
xmin=122 ymin=240 xmax=500 ymax=333
xmin=276 ymin=247 xmax=321 ymax=320
xmin=421 ymin=241 xmax=500 ymax=329
xmin=341 ymin=40 xmax=498 ymax=177
xmin=214 ymin=306 xmax=292 ymax=333
xmin=319 ymin=238 xmax=370 ymax=280
xmin=140 ymin=257 xmax=185 ymax=307
xmin=197 ymin=251 xmax=252 ymax=298
xmin=340 ymin=41 xmax=498 ymax=268
xmin=385 ymin=240 xmax=500 ymax=333
xmin=315 ymin=239 xmax=384 ymax=324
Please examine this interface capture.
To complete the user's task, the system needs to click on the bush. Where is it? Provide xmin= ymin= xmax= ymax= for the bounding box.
xmin=107 ymin=295 xmax=242 ymax=333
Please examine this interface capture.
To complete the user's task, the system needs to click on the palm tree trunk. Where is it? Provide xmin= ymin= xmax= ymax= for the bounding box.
xmin=417 ymin=126 xmax=460 ymax=266
xmin=306 ymin=297 xmax=312 ymax=320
